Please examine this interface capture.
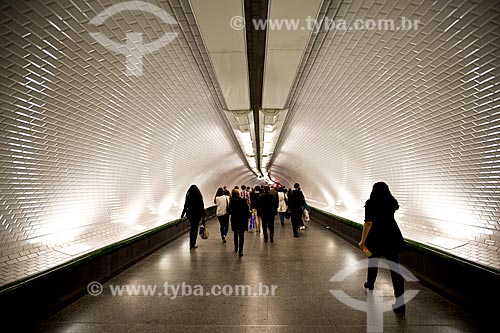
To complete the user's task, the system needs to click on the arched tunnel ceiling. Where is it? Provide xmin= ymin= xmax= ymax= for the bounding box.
xmin=0 ymin=0 xmax=499 ymax=286
xmin=271 ymin=0 xmax=500 ymax=237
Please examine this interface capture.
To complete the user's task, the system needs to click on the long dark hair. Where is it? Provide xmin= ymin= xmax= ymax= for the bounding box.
xmin=368 ymin=182 xmax=398 ymax=209
xmin=215 ymin=187 xmax=224 ymax=197
xmin=187 ymin=184 xmax=203 ymax=201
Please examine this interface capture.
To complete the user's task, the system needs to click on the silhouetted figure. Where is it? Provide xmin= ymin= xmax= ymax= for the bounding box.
xmin=359 ymin=182 xmax=406 ymax=314
xmin=287 ymin=183 xmax=306 ymax=237
xmin=229 ymin=189 xmax=251 ymax=257
xmin=297 ymin=185 xmax=310 ymax=230
xmin=250 ymin=185 xmax=261 ymax=233
xmin=181 ymin=185 xmax=206 ymax=249
xmin=258 ymin=185 xmax=278 ymax=243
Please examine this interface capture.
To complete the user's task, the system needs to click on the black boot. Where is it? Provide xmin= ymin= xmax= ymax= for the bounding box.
xmin=364 ymin=282 xmax=374 ymax=290
xmin=392 ymin=303 xmax=406 ymax=315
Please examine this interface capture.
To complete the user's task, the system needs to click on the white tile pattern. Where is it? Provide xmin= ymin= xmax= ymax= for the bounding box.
xmin=0 ymin=0 xmax=499 ymax=288
xmin=271 ymin=0 xmax=500 ymax=269
xmin=0 ymin=0 xmax=255 ymax=286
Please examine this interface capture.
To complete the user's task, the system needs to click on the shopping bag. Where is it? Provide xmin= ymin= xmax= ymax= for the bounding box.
xmin=302 ymin=208 xmax=310 ymax=222
xmin=249 ymin=214 xmax=255 ymax=229
xmin=199 ymin=224 xmax=209 ymax=239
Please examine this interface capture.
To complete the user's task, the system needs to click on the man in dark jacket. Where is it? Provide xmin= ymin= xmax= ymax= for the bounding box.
xmin=258 ymin=185 xmax=277 ymax=243
xmin=287 ymin=183 xmax=305 ymax=238
xmin=250 ymin=185 xmax=261 ymax=232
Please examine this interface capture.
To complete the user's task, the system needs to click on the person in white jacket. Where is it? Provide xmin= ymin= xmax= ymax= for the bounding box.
xmin=214 ymin=187 xmax=230 ymax=243
xmin=277 ymin=187 xmax=288 ymax=226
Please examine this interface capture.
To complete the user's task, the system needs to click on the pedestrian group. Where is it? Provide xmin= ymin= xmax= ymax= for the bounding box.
xmin=181 ymin=183 xmax=311 ymax=256
xmin=181 ymin=181 xmax=408 ymax=315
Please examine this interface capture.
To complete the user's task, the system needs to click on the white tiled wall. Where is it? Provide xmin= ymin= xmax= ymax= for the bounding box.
xmin=272 ymin=0 xmax=500 ymax=269
xmin=0 ymin=0 xmax=499 ymax=288
xmin=0 ymin=0 xmax=255 ymax=286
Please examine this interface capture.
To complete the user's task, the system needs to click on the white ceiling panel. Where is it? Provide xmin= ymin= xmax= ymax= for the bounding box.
xmin=189 ymin=0 xmax=250 ymax=110
xmin=210 ymin=53 xmax=250 ymax=110
xmin=262 ymin=0 xmax=323 ymax=109
xmin=262 ymin=49 xmax=304 ymax=109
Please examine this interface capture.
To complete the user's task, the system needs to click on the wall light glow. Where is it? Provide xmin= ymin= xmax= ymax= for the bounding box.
xmin=110 ymin=196 xmax=145 ymax=225
xmin=28 ymin=199 xmax=99 ymax=245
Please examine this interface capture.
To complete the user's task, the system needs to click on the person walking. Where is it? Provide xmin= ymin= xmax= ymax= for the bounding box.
xmin=287 ymin=183 xmax=306 ymax=238
xmin=270 ymin=186 xmax=279 ymax=203
xmin=250 ymin=185 xmax=261 ymax=233
xmin=241 ymin=185 xmax=251 ymax=206
xmin=229 ymin=189 xmax=251 ymax=257
xmin=300 ymin=192 xmax=310 ymax=230
xmin=214 ymin=187 xmax=230 ymax=243
xmin=358 ymin=182 xmax=407 ymax=315
xmin=181 ymin=185 xmax=206 ymax=249
xmin=258 ymin=185 xmax=278 ymax=243
xmin=277 ymin=187 xmax=288 ymax=226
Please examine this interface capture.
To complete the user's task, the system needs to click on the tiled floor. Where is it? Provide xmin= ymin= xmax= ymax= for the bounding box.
xmin=31 ymin=217 xmax=490 ymax=332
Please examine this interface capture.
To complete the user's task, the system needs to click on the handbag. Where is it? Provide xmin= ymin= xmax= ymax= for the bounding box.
xmin=303 ymin=208 xmax=310 ymax=221
xmin=199 ymin=224 xmax=209 ymax=239
xmin=284 ymin=208 xmax=291 ymax=219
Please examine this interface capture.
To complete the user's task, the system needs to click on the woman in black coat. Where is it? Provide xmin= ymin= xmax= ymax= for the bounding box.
xmin=229 ymin=189 xmax=251 ymax=257
xmin=359 ymin=182 xmax=406 ymax=314
xmin=181 ymin=185 xmax=206 ymax=249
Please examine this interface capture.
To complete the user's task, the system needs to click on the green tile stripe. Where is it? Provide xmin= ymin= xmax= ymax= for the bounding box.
xmin=0 ymin=206 xmax=216 ymax=294
xmin=310 ymin=206 xmax=500 ymax=276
